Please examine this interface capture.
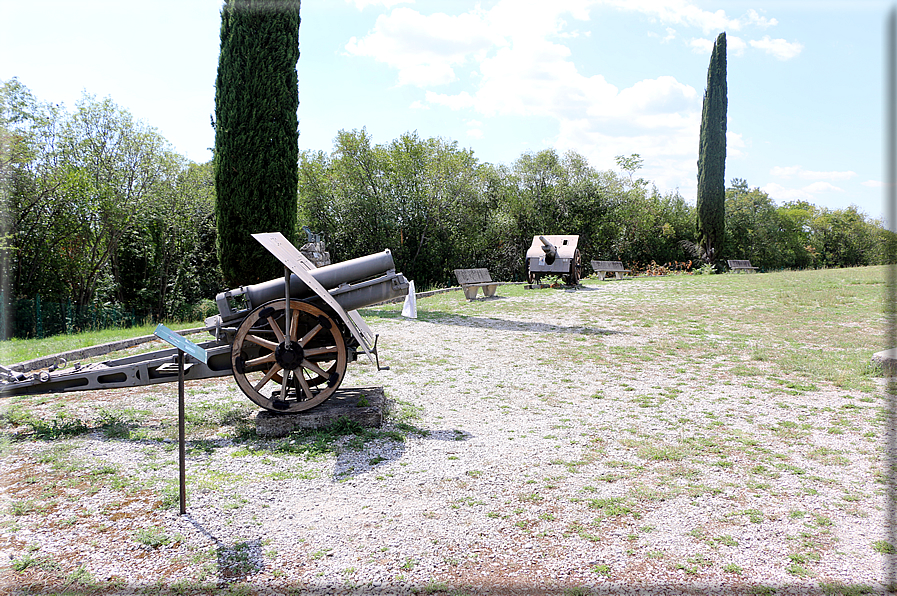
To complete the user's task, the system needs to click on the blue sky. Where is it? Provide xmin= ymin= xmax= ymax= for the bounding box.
xmin=1 ymin=0 xmax=892 ymax=220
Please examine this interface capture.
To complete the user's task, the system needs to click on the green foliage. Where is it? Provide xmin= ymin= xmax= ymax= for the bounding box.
xmin=5 ymin=74 xmax=894 ymax=339
xmin=214 ymin=0 xmax=301 ymax=286
xmin=133 ymin=526 xmax=172 ymax=548
xmin=299 ymin=135 xmax=693 ymax=288
xmin=1 ymin=79 xmax=224 ymax=337
xmin=28 ymin=415 xmax=90 ymax=440
xmin=696 ymin=32 xmax=727 ymax=263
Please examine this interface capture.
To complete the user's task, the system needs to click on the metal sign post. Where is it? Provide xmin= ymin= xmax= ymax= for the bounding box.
xmin=153 ymin=324 xmax=208 ymax=515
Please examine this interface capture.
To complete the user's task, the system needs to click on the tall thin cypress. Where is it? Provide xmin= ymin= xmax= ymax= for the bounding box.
xmin=214 ymin=0 xmax=301 ymax=286
xmin=696 ymin=31 xmax=727 ymax=264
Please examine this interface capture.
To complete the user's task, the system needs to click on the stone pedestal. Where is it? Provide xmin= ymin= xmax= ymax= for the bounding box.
xmin=254 ymin=386 xmax=385 ymax=437
xmin=872 ymin=349 xmax=897 ymax=376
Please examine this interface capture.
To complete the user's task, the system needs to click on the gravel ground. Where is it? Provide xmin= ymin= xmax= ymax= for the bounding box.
xmin=0 ymin=280 xmax=893 ymax=595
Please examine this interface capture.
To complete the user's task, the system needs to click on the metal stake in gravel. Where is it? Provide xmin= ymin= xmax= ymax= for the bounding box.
xmin=153 ymin=324 xmax=209 ymax=515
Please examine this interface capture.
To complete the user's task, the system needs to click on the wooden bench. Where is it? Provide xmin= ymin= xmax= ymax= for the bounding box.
xmin=590 ymin=260 xmax=631 ymax=280
xmin=727 ymin=259 xmax=759 ymax=273
xmin=454 ymin=268 xmax=499 ymax=300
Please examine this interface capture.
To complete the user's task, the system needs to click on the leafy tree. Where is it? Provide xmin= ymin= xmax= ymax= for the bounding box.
xmin=55 ymin=94 xmax=174 ymax=310
xmin=724 ymin=179 xmax=783 ymax=269
xmin=298 ymin=129 xmax=488 ymax=288
xmin=2 ymin=82 xmax=174 ymax=311
xmin=696 ymin=31 xmax=727 ymax=264
xmin=214 ymin=0 xmax=301 ymax=286
xmin=112 ymin=160 xmax=222 ymax=319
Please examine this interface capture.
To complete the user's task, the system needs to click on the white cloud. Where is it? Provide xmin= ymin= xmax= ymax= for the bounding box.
xmin=343 ymin=0 xmax=791 ymax=198
xmin=743 ymin=9 xmax=777 ymax=28
xmin=647 ymin=27 xmax=677 ymax=43
xmin=344 ymin=7 xmax=499 ymax=87
xmin=761 ymin=180 xmax=844 ymax=202
xmin=601 ymin=0 xmax=736 ymax=34
xmin=749 ymin=35 xmax=803 ymax=60
xmin=689 ymin=38 xmax=714 ymax=54
xmin=347 ymin=0 xmax=413 ymax=9
xmin=726 ymin=130 xmax=745 ymax=159
xmin=804 ymin=181 xmax=843 ymax=193
xmin=727 ymin=36 xmax=747 ymax=57
xmin=770 ymin=165 xmax=856 ymax=181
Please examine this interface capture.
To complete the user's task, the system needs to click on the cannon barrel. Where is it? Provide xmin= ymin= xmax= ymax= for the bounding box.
xmin=215 ymin=249 xmax=406 ymax=322
xmin=539 ymin=235 xmax=557 ymax=264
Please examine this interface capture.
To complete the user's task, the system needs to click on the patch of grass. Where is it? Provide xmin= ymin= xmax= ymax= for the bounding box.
xmin=133 ymin=526 xmax=172 ymax=548
xmin=786 ymin=562 xmax=813 ymax=577
xmin=11 ymin=552 xmax=57 ymax=572
xmin=587 ymin=497 xmax=632 ymax=518
xmin=636 ymin=442 xmax=689 ymax=461
xmin=28 ymin=414 xmax=90 ymax=439
xmin=819 ymin=581 xmax=876 ymax=595
xmin=872 ymin=540 xmax=896 ymax=554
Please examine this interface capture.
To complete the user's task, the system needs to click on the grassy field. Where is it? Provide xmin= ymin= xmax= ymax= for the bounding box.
xmin=0 ymin=265 xmax=891 ymax=594
xmin=2 ymin=266 xmax=888 ymax=377
xmin=0 ymin=320 xmax=204 ymax=366
xmin=366 ymin=265 xmax=889 ymax=393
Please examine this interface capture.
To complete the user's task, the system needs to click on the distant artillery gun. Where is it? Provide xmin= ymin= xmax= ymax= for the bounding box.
xmin=525 ymin=235 xmax=582 ymax=286
xmin=0 ymin=233 xmax=409 ymax=414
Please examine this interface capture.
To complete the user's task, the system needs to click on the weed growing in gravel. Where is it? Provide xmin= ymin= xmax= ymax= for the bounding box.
xmin=588 ymin=497 xmax=632 ymax=518
xmin=28 ymin=414 xmax=90 ymax=439
xmin=873 ymin=540 xmax=896 ymax=554
xmin=133 ymin=526 xmax=173 ymax=548
xmin=11 ymin=551 xmax=58 ymax=572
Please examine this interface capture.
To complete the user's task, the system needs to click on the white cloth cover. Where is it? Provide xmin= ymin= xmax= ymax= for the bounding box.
xmin=401 ymin=280 xmax=417 ymax=318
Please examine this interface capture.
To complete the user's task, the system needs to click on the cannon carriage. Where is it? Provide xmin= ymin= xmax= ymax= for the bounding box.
xmin=525 ymin=235 xmax=582 ymax=286
xmin=0 ymin=233 xmax=409 ymax=414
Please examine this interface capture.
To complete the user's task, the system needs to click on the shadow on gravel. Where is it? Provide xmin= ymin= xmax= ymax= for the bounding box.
xmin=331 ymin=427 xmax=474 ymax=480
xmin=414 ymin=313 xmax=627 ymax=336
xmin=184 ymin=516 xmax=266 ymax=585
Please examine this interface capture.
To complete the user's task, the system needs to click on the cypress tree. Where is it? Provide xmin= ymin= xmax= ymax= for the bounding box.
xmin=214 ymin=0 xmax=301 ymax=286
xmin=696 ymin=31 xmax=727 ymax=264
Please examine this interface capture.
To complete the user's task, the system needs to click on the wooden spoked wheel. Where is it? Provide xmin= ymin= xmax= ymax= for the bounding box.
xmin=231 ymin=299 xmax=347 ymax=413
xmin=526 ymin=260 xmax=539 ymax=285
xmin=565 ymin=249 xmax=582 ymax=285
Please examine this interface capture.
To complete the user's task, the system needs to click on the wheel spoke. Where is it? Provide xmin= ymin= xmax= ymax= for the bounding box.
xmin=296 ymin=372 xmax=314 ymax=401
xmin=290 ymin=310 xmax=300 ymax=342
xmin=303 ymin=346 xmax=338 ymax=358
xmin=267 ymin=315 xmax=285 ymax=343
xmin=244 ymin=333 xmax=278 ymax=351
xmin=245 ymin=353 xmax=276 ymax=368
xmin=302 ymin=360 xmax=329 ymax=378
xmin=280 ymin=369 xmax=289 ymax=401
xmin=298 ymin=324 xmax=322 ymax=347
xmin=253 ymin=364 xmax=283 ymax=392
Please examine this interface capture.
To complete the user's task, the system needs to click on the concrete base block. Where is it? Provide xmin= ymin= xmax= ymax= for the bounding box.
xmin=254 ymin=386 xmax=385 ymax=438
xmin=872 ymin=349 xmax=897 ymax=376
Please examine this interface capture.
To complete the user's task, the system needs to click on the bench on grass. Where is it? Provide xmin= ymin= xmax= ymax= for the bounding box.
xmin=454 ymin=268 xmax=499 ymax=300
xmin=590 ymin=260 xmax=631 ymax=280
xmin=727 ymin=259 xmax=759 ymax=273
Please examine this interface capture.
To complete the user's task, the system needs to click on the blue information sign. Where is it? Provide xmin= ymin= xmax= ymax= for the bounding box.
xmin=153 ymin=324 xmax=208 ymax=364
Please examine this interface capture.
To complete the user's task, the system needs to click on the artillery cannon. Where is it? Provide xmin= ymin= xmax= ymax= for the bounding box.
xmin=525 ymin=235 xmax=582 ymax=285
xmin=0 ymin=233 xmax=409 ymax=414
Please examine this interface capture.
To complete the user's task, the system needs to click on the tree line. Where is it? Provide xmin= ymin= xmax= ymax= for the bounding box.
xmin=1 ymin=79 xmax=893 ymax=337
xmin=298 ymin=128 xmax=895 ymax=287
